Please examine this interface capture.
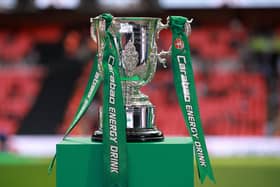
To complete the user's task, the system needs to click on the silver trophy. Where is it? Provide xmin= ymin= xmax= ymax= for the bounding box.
xmin=90 ymin=16 xmax=191 ymax=141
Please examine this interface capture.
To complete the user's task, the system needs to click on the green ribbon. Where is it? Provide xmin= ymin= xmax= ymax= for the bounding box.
xmin=48 ymin=55 xmax=102 ymax=174
xmin=49 ymin=13 xmax=213 ymax=187
xmin=169 ymin=16 xmax=215 ymax=184
xmin=63 ymin=58 xmax=102 ymax=139
xmin=101 ymin=13 xmax=128 ymax=187
xmin=48 ymin=13 xmax=128 ymax=187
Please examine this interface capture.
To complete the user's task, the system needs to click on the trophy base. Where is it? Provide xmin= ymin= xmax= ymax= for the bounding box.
xmin=92 ymin=128 xmax=164 ymax=142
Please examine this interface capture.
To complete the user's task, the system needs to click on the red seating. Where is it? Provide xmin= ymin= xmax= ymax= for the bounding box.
xmin=0 ymin=32 xmax=32 ymax=63
xmin=0 ymin=118 xmax=17 ymax=135
xmin=0 ymin=67 xmax=46 ymax=134
xmin=27 ymin=25 xmax=62 ymax=43
xmin=143 ymin=71 xmax=267 ymax=136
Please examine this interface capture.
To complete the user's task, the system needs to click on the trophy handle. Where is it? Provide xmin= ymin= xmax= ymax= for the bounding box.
xmin=90 ymin=17 xmax=99 ymax=43
xmin=157 ymin=17 xmax=193 ymax=68
xmin=90 ymin=16 xmax=107 ymax=74
xmin=90 ymin=16 xmax=106 ymax=42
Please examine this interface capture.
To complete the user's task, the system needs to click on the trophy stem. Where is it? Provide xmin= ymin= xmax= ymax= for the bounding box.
xmin=122 ymin=84 xmax=150 ymax=106
xmin=92 ymin=83 xmax=164 ymax=142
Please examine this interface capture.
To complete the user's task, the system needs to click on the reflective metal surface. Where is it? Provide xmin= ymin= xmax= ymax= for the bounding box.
xmin=117 ymin=19 xmax=157 ymax=108
xmin=90 ymin=16 xmax=191 ymax=141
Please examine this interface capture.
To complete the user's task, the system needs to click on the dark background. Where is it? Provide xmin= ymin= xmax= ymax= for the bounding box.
xmin=0 ymin=0 xmax=279 ymax=137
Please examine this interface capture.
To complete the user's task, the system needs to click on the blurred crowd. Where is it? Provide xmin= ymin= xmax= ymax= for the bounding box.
xmin=0 ymin=18 xmax=280 ymax=137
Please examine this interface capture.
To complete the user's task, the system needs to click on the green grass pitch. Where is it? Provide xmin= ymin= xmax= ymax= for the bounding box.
xmin=0 ymin=153 xmax=279 ymax=187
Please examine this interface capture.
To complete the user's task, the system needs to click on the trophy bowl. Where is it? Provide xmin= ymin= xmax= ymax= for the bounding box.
xmin=90 ymin=16 xmax=168 ymax=142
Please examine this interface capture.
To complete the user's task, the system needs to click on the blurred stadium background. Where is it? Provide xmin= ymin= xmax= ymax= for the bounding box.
xmin=0 ymin=0 xmax=280 ymax=187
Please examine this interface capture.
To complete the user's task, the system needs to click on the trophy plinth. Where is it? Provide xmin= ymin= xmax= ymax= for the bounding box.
xmin=90 ymin=17 xmax=167 ymax=142
xmin=56 ymin=137 xmax=194 ymax=187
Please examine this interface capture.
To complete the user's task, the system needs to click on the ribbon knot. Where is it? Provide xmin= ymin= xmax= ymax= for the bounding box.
xmin=101 ymin=13 xmax=113 ymax=30
xmin=169 ymin=16 xmax=187 ymax=33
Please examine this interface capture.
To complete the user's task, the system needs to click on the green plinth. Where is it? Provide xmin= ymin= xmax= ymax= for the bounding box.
xmin=56 ymin=137 xmax=194 ymax=187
